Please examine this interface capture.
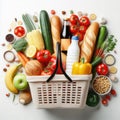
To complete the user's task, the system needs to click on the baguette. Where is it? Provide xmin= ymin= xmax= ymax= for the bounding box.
xmin=80 ymin=22 xmax=99 ymax=63
xmin=51 ymin=15 xmax=62 ymax=52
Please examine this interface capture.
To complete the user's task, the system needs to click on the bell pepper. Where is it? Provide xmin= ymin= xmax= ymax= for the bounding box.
xmin=86 ymin=90 xmax=100 ymax=107
xmin=72 ymin=58 xmax=92 ymax=75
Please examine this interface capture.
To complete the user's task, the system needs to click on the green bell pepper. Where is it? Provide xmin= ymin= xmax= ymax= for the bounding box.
xmin=86 ymin=90 xmax=100 ymax=107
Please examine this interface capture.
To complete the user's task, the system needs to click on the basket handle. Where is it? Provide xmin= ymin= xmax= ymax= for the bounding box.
xmin=47 ymin=42 xmax=72 ymax=82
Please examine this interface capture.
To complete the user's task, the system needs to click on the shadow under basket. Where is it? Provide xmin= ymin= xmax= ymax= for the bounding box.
xmin=27 ymin=74 xmax=92 ymax=109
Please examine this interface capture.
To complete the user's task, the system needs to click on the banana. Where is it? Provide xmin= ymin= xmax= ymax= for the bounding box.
xmin=5 ymin=64 xmax=21 ymax=94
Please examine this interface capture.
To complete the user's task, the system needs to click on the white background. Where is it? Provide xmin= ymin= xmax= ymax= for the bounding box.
xmin=0 ymin=0 xmax=120 ymax=120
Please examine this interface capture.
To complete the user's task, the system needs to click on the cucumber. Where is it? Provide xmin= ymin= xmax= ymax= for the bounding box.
xmin=39 ymin=10 xmax=54 ymax=54
xmin=96 ymin=26 xmax=108 ymax=49
xmin=92 ymin=26 xmax=108 ymax=62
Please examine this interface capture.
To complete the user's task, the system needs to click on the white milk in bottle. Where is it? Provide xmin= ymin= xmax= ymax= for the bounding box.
xmin=66 ymin=36 xmax=80 ymax=74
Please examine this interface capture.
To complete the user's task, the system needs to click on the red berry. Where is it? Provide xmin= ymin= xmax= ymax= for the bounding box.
xmin=6 ymin=93 xmax=10 ymax=97
xmin=105 ymin=95 xmax=111 ymax=100
xmin=51 ymin=10 xmax=56 ymax=15
xmin=102 ymin=98 xmax=108 ymax=105
xmin=110 ymin=89 xmax=117 ymax=96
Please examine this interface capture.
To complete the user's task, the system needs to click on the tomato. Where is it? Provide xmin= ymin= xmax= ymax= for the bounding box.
xmin=36 ymin=50 xmax=51 ymax=65
xmin=79 ymin=16 xmax=90 ymax=26
xmin=69 ymin=14 xmax=79 ymax=25
xmin=46 ymin=56 xmax=56 ymax=71
xmin=105 ymin=95 xmax=111 ymax=100
xmin=70 ymin=24 xmax=79 ymax=34
xmin=102 ymin=98 xmax=108 ymax=105
xmin=51 ymin=9 xmax=56 ymax=15
xmin=110 ymin=89 xmax=116 ymax=96
xmin=41 ymin=69 xmax=53 ymax=75
xmin=96 ymin=63 xmax=109 ymax=75
xmin=46 ymin=56 xmax=65 ymax=74
xmin=79 ymin=25 xmax=87 ymax=33
xmin=75 ymin=31 xmax=84 ymax=41
xmin=14 ymin=26 xmax=25 ymax=37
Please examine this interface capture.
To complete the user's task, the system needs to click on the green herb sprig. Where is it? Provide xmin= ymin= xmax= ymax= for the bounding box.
xmin=105 ymin=35 xmax=117 ymax=52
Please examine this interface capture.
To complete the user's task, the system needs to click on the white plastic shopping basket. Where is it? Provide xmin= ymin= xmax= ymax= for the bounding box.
xmin=27 ymin=42 xmax=92 ymax=109
xmin=27 ymin=74 xmax=92 ymax=109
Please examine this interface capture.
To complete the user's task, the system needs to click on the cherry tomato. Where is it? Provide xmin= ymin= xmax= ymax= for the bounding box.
xmin=102 ymin=98 xmax=108 ymax=105
xmin=70 ymin=24 xmax=79 ymax=34
xmin=79 ymin=16 xmax=90 ymax=26
xmin=79 ymin=25 xmax=87 ymax=33
xmin=96 ymin=63 xmax=109 ymax=75
xmin=51 ymin=9 xmax=56 ymax=15
xmin=75 ymin=31 xmax=84 ymax=41
xmin=69 ymin=14 xmax=79 ymax=25
xmin=110 ymin=89 xmax=117 ymax=96
xmin=14 ymin=26 xmax=25 ymax=37
xmin=105 ymin=95 xmax=111 ymax=100
xmin=36 ymin=50 xmax=51 ymax=65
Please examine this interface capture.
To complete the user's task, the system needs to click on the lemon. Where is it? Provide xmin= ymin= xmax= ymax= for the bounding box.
xmin=7 ymin=43 xmax=13 ymax=50
xmin=89 ymin=13 xmax=97 ymax=20
xmin=109 ymin=66 xmax=117 ymax=74
xmin=25 ymin=45 xmax=37 ymax=58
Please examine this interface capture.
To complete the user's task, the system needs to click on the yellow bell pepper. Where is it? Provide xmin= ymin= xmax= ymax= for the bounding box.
xmin=72 ymin=58 xmax=92 ymax=75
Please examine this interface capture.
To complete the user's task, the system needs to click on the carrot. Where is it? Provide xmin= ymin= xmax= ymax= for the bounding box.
xmin=17 ymin=52 xmax=29 ymax=67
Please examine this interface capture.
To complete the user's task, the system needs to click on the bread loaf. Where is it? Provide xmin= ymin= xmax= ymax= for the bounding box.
xmin=80 ymin=22 xmax=99 ymax=62
xmin=51 ymin=15 xmax=62 ymax=52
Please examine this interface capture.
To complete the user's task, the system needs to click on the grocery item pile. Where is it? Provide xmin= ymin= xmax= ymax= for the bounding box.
xmin=2 ymin=10 xmax=118 ymax=107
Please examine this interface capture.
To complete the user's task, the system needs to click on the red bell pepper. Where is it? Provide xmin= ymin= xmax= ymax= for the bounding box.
xmin=96 ymin=63 xmax=109 ymax=75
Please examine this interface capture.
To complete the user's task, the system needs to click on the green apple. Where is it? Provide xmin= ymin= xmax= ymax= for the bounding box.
xmin=13 ymin=73 xmax=28 ymax=91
